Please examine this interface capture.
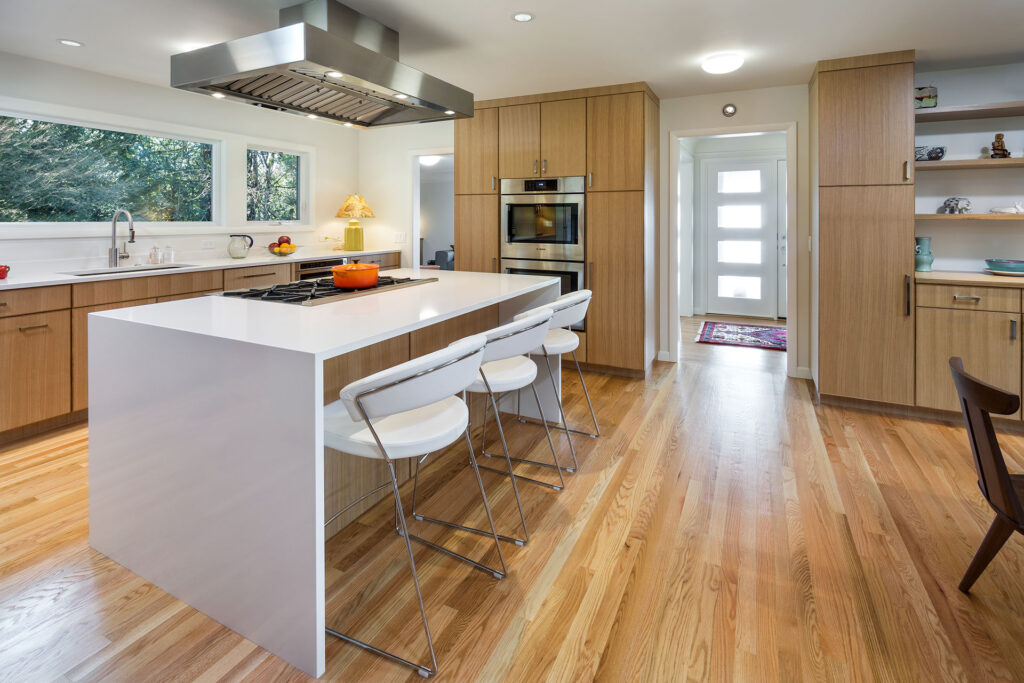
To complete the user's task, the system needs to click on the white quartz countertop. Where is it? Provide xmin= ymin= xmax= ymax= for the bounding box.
xmin=0 ymin=246 xmax=401 ymax=290
xmin=91 ymin=269 xmax=558 ymax=360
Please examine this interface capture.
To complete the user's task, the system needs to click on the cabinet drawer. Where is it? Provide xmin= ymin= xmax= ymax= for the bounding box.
xmin=223 ymin=264 xmax=292 ymax=291
xmin=0 ymin=310 xmax=71 ymax=431
xmin=73 ymin=270 xmax=224 ymax=307
xmin=0 ymin=285 xmax=70 ymax=318
xmin=916 ymin=283 xmax=1020 ymax=313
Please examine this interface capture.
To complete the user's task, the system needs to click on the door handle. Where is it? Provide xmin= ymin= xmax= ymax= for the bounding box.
xmin=1013 ymin=320 xmax=1018 ymax=341
xmin=903 ymin=160 xmax=911 ymax=182
xmin=953 ymin=295 xmax=981 ymax=302
xmin=588 ymin=172 xmax=593 ymax=188
xmin=18 ymin=323 xmax=49 ymax=333
xmin=533 ymin=159 xmax=538 ymax=175
xmin=542 ymin=159 xmax=547 ymax=175
xmin=904 ymin=274 xmax=911 ymax=316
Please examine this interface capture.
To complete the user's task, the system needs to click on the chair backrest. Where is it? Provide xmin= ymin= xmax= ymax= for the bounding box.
xmin=474 ymin=309 xmax=553 ymax=362
xmin=340 ymin=334 xmax=486 ymax=421
xmin=514 ymin=289 xmax=591 ymax=329
xmin=435 ymin=249 xmax=454 ymax=271
xmin=949 ymin=357 xmax=1024 ymax=524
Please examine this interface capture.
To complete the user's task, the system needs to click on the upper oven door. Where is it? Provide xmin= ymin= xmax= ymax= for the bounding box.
xmin=500 ymin=193 xmax=585 ymax=261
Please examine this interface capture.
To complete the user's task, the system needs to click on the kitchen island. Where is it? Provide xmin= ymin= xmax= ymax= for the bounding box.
xmin=87 ymin=269 xmax=560 ymax=677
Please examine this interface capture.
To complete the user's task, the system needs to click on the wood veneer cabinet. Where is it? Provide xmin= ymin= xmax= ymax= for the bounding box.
xmin=498 ymin=100 xmax=587 ymax=178
xmin=0 ymin=310 xmax=71 ymax=431
xmin=586 ymin=92 xmax=644 ymax=192
xmin=455 ymin=107 xmax=498 ymax=194
xmin=499 ymin=103 xmax=541 ymax=178
xmin=454 ymin=194 xmax=499 ymax=273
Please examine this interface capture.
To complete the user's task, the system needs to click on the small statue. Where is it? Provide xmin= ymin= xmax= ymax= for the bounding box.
xmin=991 ymin=201 xmax=1024 ymax=214
xmin=940 ymin=196 xmax=972 ymax=214
xmin=991 ymin=133 xmax=1012 ymax=159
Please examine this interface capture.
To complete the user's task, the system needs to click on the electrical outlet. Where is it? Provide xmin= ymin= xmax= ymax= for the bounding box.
xmin=393 ymin=232 xmax=405 ymax=244
xmin=201 ymin=239 xmax=215 ymax=250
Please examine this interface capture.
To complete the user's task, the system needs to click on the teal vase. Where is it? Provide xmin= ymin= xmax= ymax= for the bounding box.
xmin=915 ymin=237 xmax=934 ymax=272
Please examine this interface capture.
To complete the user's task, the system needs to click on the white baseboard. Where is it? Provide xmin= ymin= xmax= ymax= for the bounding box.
xmin=657 ymin=349 xmax=675 ymax=362
xmin=791 ymin=366 xmax=812 ymax=380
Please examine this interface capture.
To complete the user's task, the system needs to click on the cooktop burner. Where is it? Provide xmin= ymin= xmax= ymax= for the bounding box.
xmin=220 ymin=275 xmax=438 ymax=306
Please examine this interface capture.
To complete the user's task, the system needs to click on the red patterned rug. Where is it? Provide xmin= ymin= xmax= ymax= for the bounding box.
xmin=696 ymin=321 xmax=787 ymax=351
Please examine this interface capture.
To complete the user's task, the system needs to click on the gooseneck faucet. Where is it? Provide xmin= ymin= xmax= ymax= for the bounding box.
xmin=109 ymin=209 xmax=136 ymax=267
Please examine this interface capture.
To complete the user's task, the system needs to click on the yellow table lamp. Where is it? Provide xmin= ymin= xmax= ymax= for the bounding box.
xmin=336 ymin=194 xmax=375 ymax=251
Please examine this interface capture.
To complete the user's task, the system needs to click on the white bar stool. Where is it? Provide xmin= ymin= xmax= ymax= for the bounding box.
xmin=322 ymin=334 xmax=504 ymax=678
xmin=413 ymin=310 xmax=562 ymax=547
xmin=514 ymin=290 xmax=601 ymax=472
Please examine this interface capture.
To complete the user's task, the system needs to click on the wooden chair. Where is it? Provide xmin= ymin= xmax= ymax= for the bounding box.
xmin=948 ymin=357 xmax=1024 ymax=593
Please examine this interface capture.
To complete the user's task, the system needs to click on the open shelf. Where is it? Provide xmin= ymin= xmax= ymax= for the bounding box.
xmin=915 ymin=100 xmax=1024 ymax=123
xmin=915 ymin=213 xmax=1024 ymax=221
xmin=916 ymin=158 xmax=1024 ymax=171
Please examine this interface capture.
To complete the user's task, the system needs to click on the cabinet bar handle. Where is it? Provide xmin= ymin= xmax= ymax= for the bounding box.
xmin=953 ymin=295 xmax=981 ymax=302
xmin=904 ymin=274 xmax=911 ymax=316
xmin=533 ymin=159 xmax=538 ymax=175
xmin=18 ymin=323 xmax=48 ymax=332
xmin=1013 ymin=320 xmax=1018 ymax=340
xmin=491 ymin=176 xmax=496 ymax=191
xmin=542 ymin=159 xmax=547 ymax=175
xmin=588 ymin=172 xmax=593 ymax=188
xmin=0 ymin=302 xmax=7 ymax=307
xmin=242 ymin=272 xmax=275 ymax=279
xmin=903 ymin=160 xmax=911 ymax=181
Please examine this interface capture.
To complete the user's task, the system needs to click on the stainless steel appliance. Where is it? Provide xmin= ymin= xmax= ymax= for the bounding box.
xmin=501 ymin=176 xmax=584 ymax=262
xmin=170 ymin=0 xmax=473 ymax=127
xmin=220 ymin=275 xmax=437 ymax=306
xmin=502 ymin=258 xmax=585 ymax=330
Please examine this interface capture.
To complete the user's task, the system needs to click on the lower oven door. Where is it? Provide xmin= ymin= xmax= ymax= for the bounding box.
xmin=501 ymin=258 xmax=585 ymax=331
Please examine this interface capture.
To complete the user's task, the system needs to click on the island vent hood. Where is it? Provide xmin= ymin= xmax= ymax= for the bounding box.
xmin=170 ymin=0 xmax=473 ymax=127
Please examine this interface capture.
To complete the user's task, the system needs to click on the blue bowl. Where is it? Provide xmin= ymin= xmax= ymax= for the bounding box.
xmin=985 ymin=258 xmax=1024 ymax=273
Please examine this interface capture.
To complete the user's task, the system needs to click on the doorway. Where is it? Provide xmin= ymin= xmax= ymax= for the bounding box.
xmin=416 ymin=154 xmax=454 ymax=269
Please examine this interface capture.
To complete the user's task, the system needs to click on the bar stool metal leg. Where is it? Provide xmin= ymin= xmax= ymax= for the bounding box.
xmin=540 ymin=349 xmax=578 ymax=471
xmin=570 ymin=349 xmax=600 ymax=438
xmin=479 ymin=383 xmax=565 ymax=491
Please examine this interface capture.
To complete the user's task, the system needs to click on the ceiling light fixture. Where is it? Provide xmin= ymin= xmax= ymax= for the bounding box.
xmin=307 ymin=114 xmax=318 ymax=119
xmin=722 ymin=103 xmax=737 ymax=117
xmin=419 ymin=155 xmax=442 ymax=167
xmin=444 ymin=110 xmax=455 ymax=115
xmin=325 ymin=71 xmax=343 ymax=78
xmin=394 ymin=93 xmax=408 ymax=100
xmin=211 ymin=92 xmax=226 ymax=99
xmin=701 ymin=53 xmax=744 ymax=75
xmin=512 ymin=12 xmax=533 ymax=22
xmin=57 ymin=38 xmax=83 ymax=47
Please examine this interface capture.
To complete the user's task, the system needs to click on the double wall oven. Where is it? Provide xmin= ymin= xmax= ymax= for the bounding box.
xmin=500 ymin=176 xmax=586 ymax=330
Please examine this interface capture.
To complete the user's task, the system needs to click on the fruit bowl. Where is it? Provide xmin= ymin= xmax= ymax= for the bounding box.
xmin=268 ymin=236 xmax=297 ymax=256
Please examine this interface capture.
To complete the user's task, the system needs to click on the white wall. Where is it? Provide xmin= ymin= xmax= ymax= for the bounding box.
xmin=660 ymin=84 xmax=811 ymax=378
xmin=419 ymin=163 xmax=455 ymax=263
xmin=915 ymin=62 xmax=1024 ymax=272
xmin=355 ymin=121 xmax=454 ymax=266
xmin=0 ymin=50 xmax=359 ymax=263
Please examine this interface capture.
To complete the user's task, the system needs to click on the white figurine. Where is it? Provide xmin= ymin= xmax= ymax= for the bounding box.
xmin=990 ymin=201 xmax=1024 ymax=214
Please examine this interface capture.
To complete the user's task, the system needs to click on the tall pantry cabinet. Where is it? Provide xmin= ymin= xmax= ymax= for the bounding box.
xmin=811 ymin=51 xmax=916 ymax=404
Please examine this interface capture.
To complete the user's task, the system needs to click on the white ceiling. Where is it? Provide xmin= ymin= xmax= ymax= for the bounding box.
xmin=2 ymin=0 xmax=1024 ymax=101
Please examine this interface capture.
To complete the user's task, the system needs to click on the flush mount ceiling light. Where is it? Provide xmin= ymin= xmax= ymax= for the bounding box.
xmin=701 ymin=53 xmax=744 ymax=75
xmin=325 ymin=70 xmax=343 ymax=78
xmin=722 ymin=103 xmax=737 ymax=117
xmin=57 ymin=38 xmax=83 ymax=47
xmin=419 ymin=155 xmax=442 ymax=166
xmin=512 ymin=12 xmax=533 ymax=22
xmin=211 ymin=92 xmax=226 ymax=99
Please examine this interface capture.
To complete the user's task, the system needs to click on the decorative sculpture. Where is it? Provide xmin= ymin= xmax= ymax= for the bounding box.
xmin=940 ymin=197 xmax=972 ymax=214
xmin=990 ymin=133 xmax=1012 ymax=159
xmin=991 ymin=201 xmax=1024 ymax=214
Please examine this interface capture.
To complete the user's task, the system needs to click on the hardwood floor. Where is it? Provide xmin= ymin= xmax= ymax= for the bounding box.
xmin=1 ymin=317 xmax=1022 ymax=681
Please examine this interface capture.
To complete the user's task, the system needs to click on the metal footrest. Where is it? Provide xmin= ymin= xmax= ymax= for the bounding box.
xmin=407 ymin=533 xmax=506 ymax=579
xmin=516 ymin=416 xmax=597 ymax=439
xmin=476 ymin=462 xmax=562 ymax=492
xmin=326 ymin=628 xmax=434 ymax=678
xmin=480 ymin=449 xmax=575 ymax=474
xmin=413 ymin=513 xmax=527 ymax=546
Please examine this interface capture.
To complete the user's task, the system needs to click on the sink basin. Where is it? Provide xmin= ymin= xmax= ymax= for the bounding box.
xmin=61 ymin=264 xmax=197 ymax=276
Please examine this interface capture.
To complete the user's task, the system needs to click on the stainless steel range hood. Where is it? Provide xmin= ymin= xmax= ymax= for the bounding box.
xmin=170 ymin=0 xmax=473 ymax=127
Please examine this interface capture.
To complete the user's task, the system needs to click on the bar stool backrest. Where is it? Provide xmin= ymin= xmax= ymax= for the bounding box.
xmin=515 ymin=290 xmax=592 ymax=330
xmin=475 ymin=310 xmax=553 ymax=363
xmin=339 ymin=334 xmax=487 ymax=421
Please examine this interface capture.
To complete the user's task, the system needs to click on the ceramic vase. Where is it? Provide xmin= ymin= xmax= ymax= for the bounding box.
xmin=915 ymin=236 xmax=934 ymax=272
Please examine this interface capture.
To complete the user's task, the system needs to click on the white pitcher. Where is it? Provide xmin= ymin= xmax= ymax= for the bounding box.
xmin=227 ymin=234 xmax=254 ymax=259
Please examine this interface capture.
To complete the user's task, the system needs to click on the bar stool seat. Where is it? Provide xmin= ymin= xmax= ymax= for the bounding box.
xmin=324 ymin=397 xmax=468 ymax=460
xmin=531 ymin=328 xmax=579 ymax=355
xmin=467 ymin=356 xmax=538 ymax=393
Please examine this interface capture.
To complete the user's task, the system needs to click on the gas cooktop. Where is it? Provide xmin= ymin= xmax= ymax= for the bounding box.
xmin=220 ymin=275 xmax=438 ymax=306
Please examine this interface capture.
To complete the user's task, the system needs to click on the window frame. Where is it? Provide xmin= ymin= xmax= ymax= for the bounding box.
xmin=244 ymin=145 xmax=308 ymax=227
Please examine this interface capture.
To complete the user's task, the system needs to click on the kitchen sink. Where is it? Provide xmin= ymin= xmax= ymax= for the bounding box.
xmin=61 ymin=264 xmax=198 ymax=276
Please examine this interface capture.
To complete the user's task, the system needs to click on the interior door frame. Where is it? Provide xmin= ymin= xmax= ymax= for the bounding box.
xmin=410 ymin=146 xmax=455 ymax=269
xmin=664 ymin=121 xmax=799 ymax=380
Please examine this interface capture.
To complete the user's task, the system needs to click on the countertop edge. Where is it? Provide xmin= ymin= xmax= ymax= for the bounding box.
xmin=915 ymin=271 xmax=1024 ymax=288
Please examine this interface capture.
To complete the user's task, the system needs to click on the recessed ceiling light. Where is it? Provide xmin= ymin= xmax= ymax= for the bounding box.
xmin=512 ymin=12 xmax=533 ymax=22
xmin=701 ymin=53 xmax=744 ymax=75
xmin=211 ymin=92 xmax=226 ymax=99
xmin=344 ymin=122 xmax=354 ymax=127
xmin=307 ymin=114 xmax=318 ymax=119
xmin=444 ymin=110 xmax=455 ymax=116
xmin=325 ymin=71 xmax=343 ymax=78
xmin=394 ymin=93 xmax=408 ymax=100
xmin=57 ymin=38 xmax=82 ymax=47
xmin=722 ymin=103 xmax=737 ymax=117
xmin=419 ymin=155 xmax=442 ymax=166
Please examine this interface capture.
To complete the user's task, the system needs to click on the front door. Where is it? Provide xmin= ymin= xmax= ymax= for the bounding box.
xmin=704 ymin=159 xmax=779 ymax=318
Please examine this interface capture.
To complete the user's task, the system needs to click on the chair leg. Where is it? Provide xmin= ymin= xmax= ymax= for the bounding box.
xmin=959 ymin=515 xmax=1017 ymax=593
xmin=542 ymin=351 xmax=578 ymax=471
xmin=571 ymin=349 xmax=601 ymax=438
xmin=326 ymin=459 xmax=438 ymax=678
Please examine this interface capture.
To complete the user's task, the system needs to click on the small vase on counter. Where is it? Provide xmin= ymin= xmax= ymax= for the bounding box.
xmin=915 ymin=236 xmax=934 ymax=272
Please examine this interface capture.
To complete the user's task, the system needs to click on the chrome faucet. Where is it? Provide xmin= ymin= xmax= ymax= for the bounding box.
xmin=109 ymin=209 xmax=136 ymax=267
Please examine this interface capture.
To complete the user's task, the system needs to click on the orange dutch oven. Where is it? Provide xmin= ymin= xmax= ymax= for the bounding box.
xmin=332 ymin=262 xmax=380 ymax=289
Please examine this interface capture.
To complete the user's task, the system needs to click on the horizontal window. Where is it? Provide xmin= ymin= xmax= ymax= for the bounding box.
xmin=0 ymin=115 xmax=213 ymax=222
xmin=247 ymin=148 xmax=300 ymax=222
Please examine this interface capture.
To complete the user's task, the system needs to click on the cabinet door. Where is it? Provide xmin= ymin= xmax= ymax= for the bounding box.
xmin=454 ymin=194 xmax=499 ymax=273
xmin=455 ymin=108 xmax=499 ymax=194
xmin=916 ymin=308 xmax=1021 ymax=415
xmin=818 ymin=185 xmax=915 ymax=403
xmin=540 ymin=99 xmax=586 ymax=177
xmin=223 ymin=264 xmax=291 ymax=291
xmin=586 ymin=92 xmax=644 ymax=192
xmin=0 ymin=310 xmax=71 ymax=431
xmin=818 ymin=62 xmax=914 ymax=186
xmin=72 ymin=299 xmax=157 ymax=411
xmin=499 ymin=103 xmax=541 ymax=178
xmin=586 ymin=191 xmax=644 ymax=370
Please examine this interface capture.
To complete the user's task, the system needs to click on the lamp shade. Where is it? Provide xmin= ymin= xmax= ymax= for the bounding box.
xmin=337 ymin=194 xmax=375 ymax=219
